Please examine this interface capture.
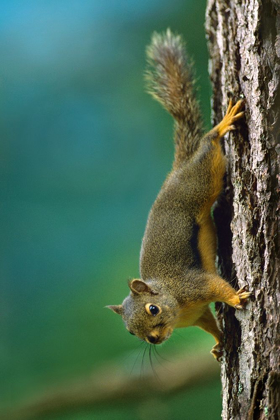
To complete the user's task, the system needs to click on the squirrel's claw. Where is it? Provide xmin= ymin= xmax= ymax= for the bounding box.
xmin=235 ymin=286 xmax=252 ymax=309
xmin=229 ymin=99 xmax=244 ymax=115
xmin=211 ymin=343 xmax=223 ymax=362
xmin=231 ymin=111 xmax=245 ymax=123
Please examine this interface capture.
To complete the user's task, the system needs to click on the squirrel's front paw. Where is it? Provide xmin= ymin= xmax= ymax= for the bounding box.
xmin=234 ymin=286 xmax=252 ymax=309
xmin=211 ymin=343 xmax=223 ymax=362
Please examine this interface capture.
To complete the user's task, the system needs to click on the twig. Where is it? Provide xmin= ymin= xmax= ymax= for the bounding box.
xmin=1 ymin=350 xmax=220 ymax=420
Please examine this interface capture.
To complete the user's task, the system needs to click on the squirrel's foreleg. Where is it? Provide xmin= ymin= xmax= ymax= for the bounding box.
xmin=193 ymin=275 xmax=252 ymax=361
xmin=194 ymin=306 xmax=223 ymax=361
xmin=205 ymin=274 xmax=252 ymax=309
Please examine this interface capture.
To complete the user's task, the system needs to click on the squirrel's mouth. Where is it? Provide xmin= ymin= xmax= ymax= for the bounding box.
xmin=145 ymin=326 xmax=173 ymax=344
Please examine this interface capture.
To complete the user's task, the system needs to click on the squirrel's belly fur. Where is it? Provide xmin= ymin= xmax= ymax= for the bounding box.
xmin=107 ymin=30 xmax=251 ymax=360
xmin=196 ymin=141 xmax=226 ymax=273
xmin=175 ymin=302 xmax=209 ymax=328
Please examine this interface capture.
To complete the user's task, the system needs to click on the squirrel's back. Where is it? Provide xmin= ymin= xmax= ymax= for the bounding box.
xmin=140 ymin=166 xmax=204 ymax=281
xmin=141 ymin=30 xmax=207 ymax=280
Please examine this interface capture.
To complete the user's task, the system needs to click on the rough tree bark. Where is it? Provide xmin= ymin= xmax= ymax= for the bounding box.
xmin=206 ymin=1 xmax=280 ymax=419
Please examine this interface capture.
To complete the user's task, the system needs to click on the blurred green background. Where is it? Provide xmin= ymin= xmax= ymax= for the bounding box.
xmin=1 ymin=0 xmax=222 ymax=419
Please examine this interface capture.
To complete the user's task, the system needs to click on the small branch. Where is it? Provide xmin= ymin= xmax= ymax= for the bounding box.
xmin=2 ymin=350 xmax=219 ymax=420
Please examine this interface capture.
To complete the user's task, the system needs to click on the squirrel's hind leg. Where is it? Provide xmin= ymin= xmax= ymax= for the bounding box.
xmin=194 ymin=99 xmax=244 ymax=162
xmin=211 ymin=99 xmax=244 ymax=140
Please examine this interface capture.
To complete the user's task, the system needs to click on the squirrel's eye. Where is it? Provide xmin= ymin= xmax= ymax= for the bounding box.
xmin=149 ymin=305 xmax=159 ymax=315
xmin=145 ymin=303 xmax=162 ymax=316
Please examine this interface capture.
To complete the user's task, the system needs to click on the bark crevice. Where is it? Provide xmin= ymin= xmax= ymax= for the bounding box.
xmin=206 ymin=0 xmax=280 ymax=418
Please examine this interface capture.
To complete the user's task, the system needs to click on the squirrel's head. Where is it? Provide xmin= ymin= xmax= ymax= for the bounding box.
xmin=107 ymin=279 xmax=178 ymax=344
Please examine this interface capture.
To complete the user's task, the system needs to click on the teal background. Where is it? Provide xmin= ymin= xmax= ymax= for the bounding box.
xmin=1 ymin=0 xmax=222 ymax=419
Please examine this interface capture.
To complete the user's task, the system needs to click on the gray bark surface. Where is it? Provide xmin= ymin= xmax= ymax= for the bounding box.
xmin=206 ymin=1 xmax=280 ymax=419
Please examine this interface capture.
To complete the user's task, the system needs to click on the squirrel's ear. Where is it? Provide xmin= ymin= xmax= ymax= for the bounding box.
xmin=106 ymin=305 xmax=123 ymax=315
xmin=129 ymin=279 xmax=156 ymax=295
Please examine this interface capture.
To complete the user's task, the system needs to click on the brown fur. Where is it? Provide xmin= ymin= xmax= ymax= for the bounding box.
xmin=107 ymin=31 xmax=250 ymax=360
xmin=145 ymin=29 xmax=203 ymax=167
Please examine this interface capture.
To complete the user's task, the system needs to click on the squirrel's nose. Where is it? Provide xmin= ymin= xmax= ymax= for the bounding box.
xmin=147 ymin=334 xmax=159 ymax=344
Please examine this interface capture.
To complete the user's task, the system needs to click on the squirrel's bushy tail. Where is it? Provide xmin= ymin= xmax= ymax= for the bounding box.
xmin=145 ymin=29 xmax=203 ymax=166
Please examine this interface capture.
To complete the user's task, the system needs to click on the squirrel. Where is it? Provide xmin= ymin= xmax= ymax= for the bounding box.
xmin=107 ymin=29 xmax=251 ymax=360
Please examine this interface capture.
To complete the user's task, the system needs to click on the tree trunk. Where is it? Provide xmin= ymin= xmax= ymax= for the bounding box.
xmin=205 ymin=1 xmax=280 ymax=419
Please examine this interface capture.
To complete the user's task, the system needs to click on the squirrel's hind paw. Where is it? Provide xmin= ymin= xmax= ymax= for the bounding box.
xmin=215 ymin=99 xmax=245 ymax=138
